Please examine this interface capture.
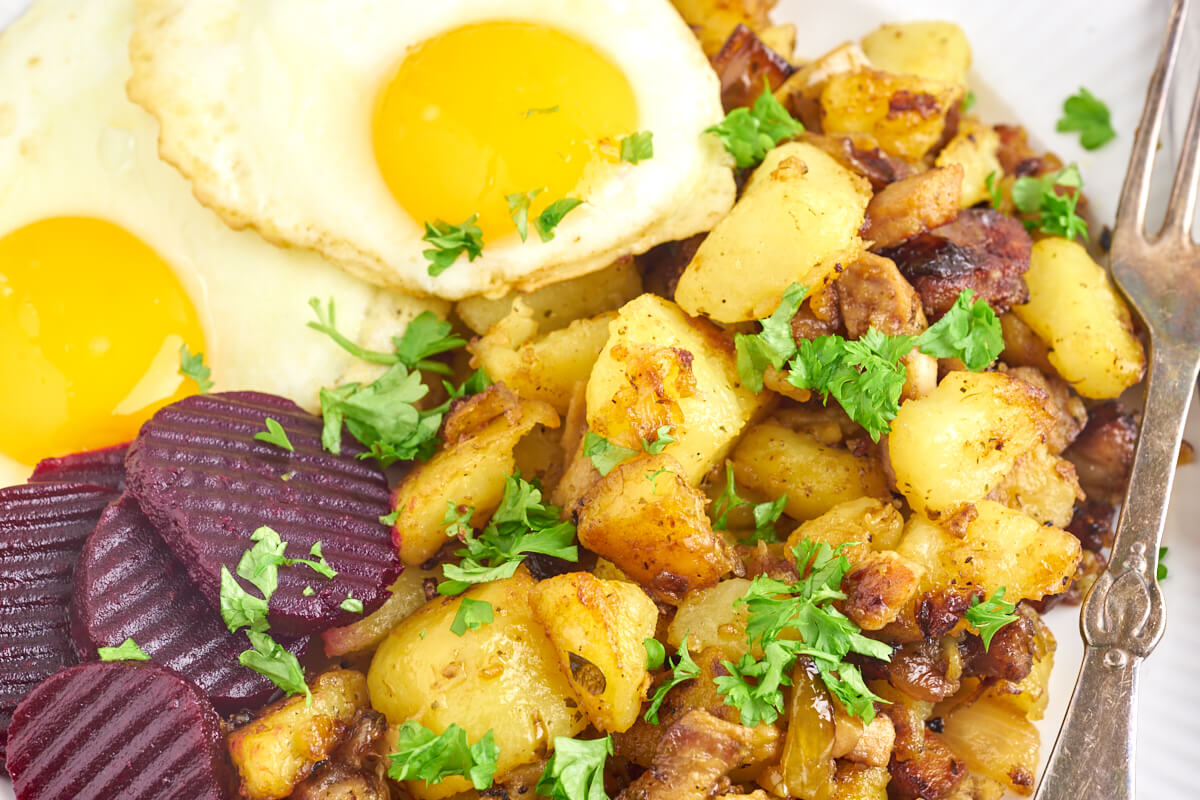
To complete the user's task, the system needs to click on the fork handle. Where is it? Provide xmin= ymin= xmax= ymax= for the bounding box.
xmin=1034 ymin=344 xmax=1200 ymax=800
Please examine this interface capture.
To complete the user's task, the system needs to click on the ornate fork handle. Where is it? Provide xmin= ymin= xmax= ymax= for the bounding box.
xmin=1035 ymin=344 xmax=1199 ymax=800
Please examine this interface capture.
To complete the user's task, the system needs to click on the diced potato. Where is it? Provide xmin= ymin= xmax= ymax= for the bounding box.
xmin=1012 ymin=238 xmax=1146 ymax=399
xmin=935 ymin=124 xmax=1003 ymax=208
xmin=676 ymin=142 xmax=871 ymax=323
xmin=228 ymin=669 xmax=369 ymax=800
xmin=732 ymin=422 xmax=891 ymax=522
xmin=986 ymin=445 xmax=1082 ymax=528
xmin=577 ymin=453 xmax=736 ymax=603
xmin=669 ymin=0 xmax=776 ymax=56
xmin=832 ymin=762 xmax=890 ymax=800
xmin=786 ymin=497 xmax=905 ymax=563
xmin=759 ymin=23 xmax=797 ymax=61
xmin=821 ymin=69 xmax=960 ymax=162
xmin=666 ymin=578 xmax=752 ymax=656
xmin=529 ymin=572 xmax=659 ymax=733
xmin=391 ymin=386 xmax=558 ymax=565
xmin=939 ymin=696 xmax=1040 ymax=796
xmin=586 ymin=294 xmax=769 ymax=485
xmin=860 ymin=22 xmax=972 ymax=87
xmin=999 ymin=311 xmax=1056 ymax=375
xmin=897 ymin=500 xmax=1081 ymax=604
xmin=322 ymin=565 xmax=438 ymax=657
xmin=774 ymin=43 xmax=872 ymax=130
xmin=468 ymin=304 xmax=614 ymax=414
xmin=888 ymin=371 xmax=1053 ymax=523
xmin=368 ymin=569 xmax=586 ymax=799
xmin=456 ymin=257 xmax=642 ymax=335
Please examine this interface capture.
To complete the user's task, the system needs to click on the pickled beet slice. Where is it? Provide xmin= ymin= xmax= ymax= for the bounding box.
xmin=0 ymin=482 xmax=118 ymax=768
xmin=125 ymin=391 xmax=400 ymax=637
xmin=72 ymin=495 xmax=308 ymax=715
xmin=29 ymin=443 xmax=127 ymax=491
xmin=7 ymin=661 xmax=233 ymax=800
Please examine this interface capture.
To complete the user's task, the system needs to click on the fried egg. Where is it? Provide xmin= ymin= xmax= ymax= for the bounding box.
xmin=125 ymin=0 xmax=735 ymax=299
xmin=0 ymin=0 xmax=445 ymax=487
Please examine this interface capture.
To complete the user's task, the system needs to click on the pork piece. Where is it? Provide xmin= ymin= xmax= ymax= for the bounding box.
xmin=879 ymin=207 xmax=1032 ymax=319
xmin=1066 ymin=500 xmax=1117 ymax=553
xmin=889 ymin=730 xmax=967 ymax=800
xmin=637 ymin=234 xmax=705 ymax=302
xmin=711 ymin=24 xmax=796 ymax=112
xmin=1063 ymin=402 xmax=1138 ymax=503
xmin=615 ymin=710 xmax=767 ymax=800
xmin=801 ymin=132 xmax=917 ymax=191
xmin=959 ymin=614 xmax=1036 ymax=682
xmin=789 ymin=283 xmax=842 ymax=341
xmin=915 ymin=590 xmax=973 ymax=640
xmin=885 ymin=638 xmax=961 ymax=703
xmin=290 ymin=710 xmax=390 ymax=800
xmin=29 ymin=443 xmax=127 ymax=490
xmin=842 ymin=550 xmax=925 ymax=631
xmin=836 ymin=253 xmax=926 ymax=339
xmin=860 ymin=164 xmax=963 ymax=251
xmin=1004 ymin=367 xmax=1088 ymax=454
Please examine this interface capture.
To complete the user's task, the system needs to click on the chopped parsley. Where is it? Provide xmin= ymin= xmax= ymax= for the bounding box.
xmin=643 ymin=638 xmax=666 ymax=670
xmin=380 ymin=508 xmax=401 ymax=526
xmin=1056 ymin=88 xmax=1116 ymax=150
xmin=178 ymin=343 xmax=214 ymax=393
xmin=714 ymin=540 xmax=892 ymax=725
xmin=507 ymin=188 xmax=545 ymax=242
xmin=534 ymin=198 xmax=583 ymax=242
xmin=387 ymin=721 xmax=499 ymax=790
xmin=450 ymin=597 xmax=494 ymax=636
xmin=962 ymin=90 xmax=977 ymax=113
xmin=253 ymin=417 xmax=294 ymax=452
xmin=535 ymin=735 xmax=612 ymax=800
xmin=438 ymin=474 xmax=578 ymax=595
xmin=965 ymin=587 xmax=1019 ymax=651
xmin=985 ymin=169 xmax=1003 ymax=209
xmin=422 ymin=215 xmax=484 ymax=277
xmin=711 ymin=463 xmax=786 ymax=544
xmin=523 ymin=105 xmax=560 ymax=118
xmin=239 ymin=629 xmax=310 ymax=705
xmin=584 ymin=426 xmax=678 ymax=476
xmin=97 ymin=638 xmax=150 ymax=662
xmin=619 ymin=131 xmax=654 ymax=164
xmin=1011 ymin=164 xmax=1089 ymax=241
xmin=641 ymin=425 xmax=675 ymax=454
xmin=644 ymin=635 xmax=700 ymax=724
xmin=705 ymin=84 xmax=804 ymax=168
xmin=340 ymin=593 xmax=364 ymax=614
xmin=733 ymin=283 xmax=809 ymax=393
xmin=1158 ymin=546 xmax=1169 ymax=581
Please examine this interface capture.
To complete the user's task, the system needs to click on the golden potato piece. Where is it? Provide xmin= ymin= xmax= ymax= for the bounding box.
xmin=228 ymin=669 xmax=369 ymax=800
xmin=859 ymin=22 xmax=972 ymax=87
xmin=938 ymin=696 xmax=1040 ymax=796
xmin=530 ymin=572 xmax=659 ymax=733
xmin=986 ymin=445 xmax=1082 ymax=528
xmin=666 ymin=578 xmax=752 ymax=657
xmin=935 ymin=124 xmax=1004 ymax=208
xmin=676 ymin=142 xmax=871 ymax=323
xmin=785 ymin=497 xmax=905 ymax=563
xmin=669 ymin=0 xmax=776 ymax=57
xmin=368 ymin=569 xmax=586 ymax=799
xmin=821 ymin=69 xmax=960 ymax=162
xmin=1013 ymin=238 xmax=1146 ymax=399
xmin=577 ymin=453 xmax=737 ymax=603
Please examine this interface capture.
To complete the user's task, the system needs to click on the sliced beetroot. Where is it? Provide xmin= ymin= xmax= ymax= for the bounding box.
xmin=125 ymin=391 xmax=400 ymax=637
xmin=72 ymin=495 xmax=308 ymax=715
xmin=0 ymin=482 xmax=118 ymax=767
xmin=29 ymin=443 xmax=127 ymax=491
xmin=7 ymin=661 xmax=232 ymax=799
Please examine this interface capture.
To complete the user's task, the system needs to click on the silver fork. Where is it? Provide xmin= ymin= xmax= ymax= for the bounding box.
xmin=1034 ymin=1 xmax=1200 ymax=798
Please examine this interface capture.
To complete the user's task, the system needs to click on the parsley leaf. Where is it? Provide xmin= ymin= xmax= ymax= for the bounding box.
xmin=237 ymin=527 xmax=337 ymax=599
xmin=423 ymin=216 xmax=484 ymax=276
xmin=451 ymin=597 xmax=494 ymax=636
xmin=388 ymin=722 xmax=499 ymax=790
xmin=507 ymin=188 xmax=545 ymax=242
xmin=1056 ymin=87 xmax=1116 ymax=150
xmin=1011 ymin=164 xmax=1089 ymax=241
xmin=340 ymin=593 xmax=364 ymax=614
xmin=179 ymin=343 xmax=214 ymax=393
xmin=536 ymin=736 xmax=612 ymax=800
xmin=380 ymin=508 xmax=401 ymax=526
xmin=97 ymin=638 xmax=150 ymax=662
xmin=641 ymin=425 xmax=675 ymax=454
xmin=965 ymin=587 xmax=1018 ymax=651
xmin=253 ymin=417 xmax=294 ymax=452
xmin=535 ymin=198 xmax=583 ymax=243
xmin=392 ymin=312 xmax=469 ymax=375
xmin=712 ymin=463 xmax=751 ymax=531
xmin=438 ymin=474 xmax=577 ymax=595
xmin=748 ymin=495 xmax=788 ymax=544
xmin=239 ymin=629 xmax=310 ymax=704
xmin=711 ymin=463 xmax=786 ymax=542
xmin=619 ymin=131 xmax=654 ymax=164
xmin=705 ymin=84 xmax=804 ymax=168
xmin=644 ymin=635 xmax=701 ymax=724
xmin=583 ymin=432 xmax=639 ymax=476
xmin=524 ymin=105 xmax=559 ymax=118
xmin=1158 ymin=546 xmax=1169 ymax=581
xmin=962 ymin=90 xmax=976 ymax=113
xmin=643 ymin=638 xmax=666 ymax=670
xmin=219 ymin=565 xmax=270 ymax=633
xmin=714 ymin=641 xmax=795 ymax=727
xmin=734 ymin=283 xmax=809 ymax=393
xmin=915 ymin=289 xmax=1004 ymax=371
xmin=985 ymin=170 xmax=1003 ymax=209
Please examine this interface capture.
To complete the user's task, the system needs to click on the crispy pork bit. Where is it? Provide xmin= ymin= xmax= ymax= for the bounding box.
xmin=711 ymin=25 xmax=797 ymax=112
xmin=860 ymin=164 xmax=963 ymax=251
xmin=959 ymin=614 xmax=1036 ymax=682
xmin=885 ymin=638 xmax=961 ymax=703
xmin=289 ymin=710 xmax=390 ymax=800
xmin=888 ymin=730 xmax=968 ymax=800
xmin=637 ymin=234 xmax=706 ymax=302
xmin=801 ymin=132 xmax=917 ymax=191
xmin=879 ymin=207 xmax=1032 ymax=319
xmin=1063 ymin=402 xmax=1139 ymax=503
xmin=836 ymin=253 xmax=927 ymax=339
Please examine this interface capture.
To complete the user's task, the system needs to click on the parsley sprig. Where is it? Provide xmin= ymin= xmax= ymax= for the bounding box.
xmin=535 ymin=198 xmax=583 ymax=242
xmin=582 ymin=425 xmax=677 ymax=476
xmin=736 ymin=285 xmax=1003 ymax=440
xmin=253 ymin=418 xmax=294 ymax=452
xmin=1056 ymin=88 xmax=1116 ymax=150
xmin=1011 ymin=164 xmax=1089 ymax=241
xmin=97 ymin=638 xmax=150 ymax=662
xmin=423 ymin=216 xmax=484 ymax=277
xmin=714 ymin=540 xmax=892 ymax=726
xmin=643 ymin=635 xmax=700 ymax=724
xmin=438 ymin=475 xmax=578 ymax=595
xmin=964 ymin=587 xmax=1018 ymax=651
xmin=535 ymin=736 xmax=612 ymax=800
xmin=705 ymin=84 xmax=804 ymax=168
xmin=712 ymin=463 xmax=787 ymax=544
xmin=179 ymin=343 xmax=214 ymax=393
xmin=387 ymin=721 xmax=499 ymax=790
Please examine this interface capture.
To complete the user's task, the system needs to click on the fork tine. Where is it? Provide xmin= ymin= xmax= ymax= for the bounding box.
xmin=1161 ymin=64 xmax=1200 ymax=240
xmin=1115 ymin=0 xmax=1189 ymax=238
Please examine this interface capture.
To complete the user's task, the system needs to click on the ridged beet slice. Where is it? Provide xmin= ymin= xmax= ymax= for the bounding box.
xmin=125 ymin=391 xmax=400 ymax=637
xmin=29 ymin=443 xmax=127 ymax=491
xmin=72 ymin=495 xmax=308 ymax=715
xmin=0 ymin=482 xmax=118 ymax=767
xmin=7 ymin=661 xmax=232 ymax=799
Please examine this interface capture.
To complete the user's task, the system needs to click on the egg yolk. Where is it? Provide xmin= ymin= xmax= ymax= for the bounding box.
xmin=372 ymin=21 xmax=638 ymax=242
xmin=0 ymin=217 xmax=205 ymax=464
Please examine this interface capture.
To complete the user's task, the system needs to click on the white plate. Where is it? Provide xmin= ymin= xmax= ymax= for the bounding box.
xmin=1 ymin=1 xmax=1198 ymax=798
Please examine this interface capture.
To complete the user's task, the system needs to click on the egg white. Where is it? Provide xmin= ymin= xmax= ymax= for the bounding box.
xmin=124 ymin=0 xmax=736 ymax=300
xmin=0 ymin=0 xmax=446 ymax=485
